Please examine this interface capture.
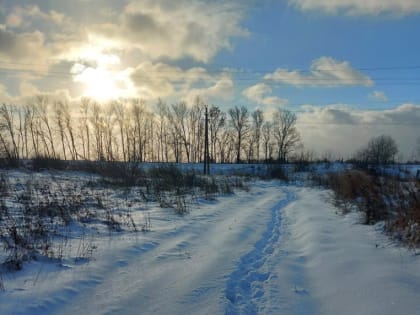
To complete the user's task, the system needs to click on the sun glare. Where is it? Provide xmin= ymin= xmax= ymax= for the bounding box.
xmin=71 ymin=51 xmax=136 ymax=101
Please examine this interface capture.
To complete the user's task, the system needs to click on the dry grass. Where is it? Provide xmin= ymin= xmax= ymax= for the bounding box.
xmin=386 ymin=181 xmax=420 ymax=247
xmin=316 ymin=169 xmax=420 ymax=247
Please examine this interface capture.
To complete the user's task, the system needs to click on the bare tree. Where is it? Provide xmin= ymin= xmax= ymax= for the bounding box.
xmin=156 ymin=99 xmax=170 ymax=162
xmin=130 ymin=99 xmax=145 ymax=161
xmin=0 ymin=104 xmax=19 ymax=160
xmin=62 ymin=102 xmax=78 ymax=160
xmin=218 ymin=128 xmax=235 ymax=163
xmin=189 ymin=97 xmax=205 ymax=163
xmin=228 ymin=106 xmax=250 ymax=163
xmin=78 ymin=98 xmax=92 ymax=160
xmin=36 ymin=96 xmax=57 ymax=158
xmin=272 ymin=109 xmax=300 ymax=162
xmin=144 ymin=111 xmax=156 ymax=161
xmin=26 ymin=104 xmax=40 ymax=157
xmin=249 ymin=109 xmax=264 ymax=161
xmin=172 ymin=102 xmax=191 ymax=162
xmin=209 ymin=105 xmax=225 ymax=163
xmin=53 ymin=101 xmax=67 ymax=160
xmin=102 ymin=105 xmax=115 ymax=161
xmin=0 ymin=95 xmax=308 ymax=165
xmin=357 ymin=134 xmax=398 ymax=165
xmin=16 ymin=107 xmax=29 ymax=159
xmin=20 ymin=105 xmax=32 ymax=158
xmin=112 ymin=101 xmax=128 ymax=161
xmin=262 ymin=121 xmax=272 ymax=162
xmin=164 ymin=103 xmax=182 ymax=162
xmin=90 ymin=102 xmax=105 ymax=160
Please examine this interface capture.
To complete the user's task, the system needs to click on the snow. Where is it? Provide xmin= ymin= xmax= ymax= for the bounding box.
xmin=283 ymin=187 xmax=420 ymax=315
xmin=0 ymin=170 xmax=419 ymax=315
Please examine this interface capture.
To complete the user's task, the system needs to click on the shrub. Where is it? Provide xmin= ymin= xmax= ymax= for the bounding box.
xmin=32 ymin=155 xmax=66 ymax=171
xmin=355 ymin=135 xmax=398 ymax=165
xmin=386 ymin=182 xmax=420 ymax=247
xmin=325 ymin=170 xmax=391 ymax=223
xmin=266 ymin=165 xmax=289 ymax=181
xmin=148 ymin=164 xmax=187 ymax=191
xmin=174 ymin=193 xmax=188 ymax=215
xmin=94 ymin=161 xmax=145 ymax=187
xmin=319 ymin=169 xmax=420 ymax=246
xmin=0 ymin=157 xmax=20 ymax=168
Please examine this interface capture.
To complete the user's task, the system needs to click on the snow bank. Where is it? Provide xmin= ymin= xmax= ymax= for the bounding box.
xmin=283 ymin=187 xmax=420 ymax=315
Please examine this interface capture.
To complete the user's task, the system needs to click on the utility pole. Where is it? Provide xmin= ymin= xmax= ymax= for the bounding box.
xmin=204 ymin=106 xmax=210 ymax=175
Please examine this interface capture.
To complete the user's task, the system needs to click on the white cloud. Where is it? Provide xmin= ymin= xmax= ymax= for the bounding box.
xmin=289 ymin=0 xmax=420 ymax=16
xmin=91 ymin=0 xmax=249 ymax=62
xmin=5 ymin=5 xmax=70 ymax=28
xmin=129 ymin=61 xmax=235 ymax=102
xmin=5 ymin=14 xmax=23 ymax=28
xmin=264 ymin=57 xmax=373 ymax=87
xmin=0 ymin=83 xmax=16 ymax=103
xmin=243 ymin=83 xmax=288 ymax=106
xmin=19 ymin=81 xmax=74 ymax=102
xmin=299 ymin=103 xmax=420 ymax=126
xmin=129 ymin=62 xmax=181 ymax=99
xmin=0 ymin=1 xmax=250 ymax=102
xmin=19 ymin=81 xmax=41 ymax=97
xmin=0 ymin=81 xmax=74 ymax=104
xmin=369 ymin=90 xmax=388 ymax=102
xmin=0 ymin=5 xmax=76 ymax=75
xmin=185 ymin=76 xmax=235 ymax=104
xmin=0 ymin=28 xmax=47 ymax=61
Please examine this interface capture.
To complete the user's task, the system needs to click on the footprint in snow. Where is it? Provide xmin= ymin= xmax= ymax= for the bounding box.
xmin=293 ymin=286 xmax=309 ymax=296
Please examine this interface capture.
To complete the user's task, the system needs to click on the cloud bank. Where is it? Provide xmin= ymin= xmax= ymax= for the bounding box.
xmin=297 ymin=104 xmax=420 ymax=158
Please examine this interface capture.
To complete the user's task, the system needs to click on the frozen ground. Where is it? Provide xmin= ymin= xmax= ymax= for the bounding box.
xmin=0 ymin=174 xmax=419 ymax=314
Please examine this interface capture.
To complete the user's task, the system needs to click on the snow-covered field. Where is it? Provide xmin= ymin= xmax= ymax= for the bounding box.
xmin=0 ymin=169 xmax=419 ymax=315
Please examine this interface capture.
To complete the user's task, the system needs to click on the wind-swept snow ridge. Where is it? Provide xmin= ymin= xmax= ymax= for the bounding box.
xmin=225 ymin=189 xmax=295 ymax=314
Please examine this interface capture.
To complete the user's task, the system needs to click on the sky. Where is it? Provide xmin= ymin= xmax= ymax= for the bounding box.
xmin=0 ymin=0 xmax=419 ymax=159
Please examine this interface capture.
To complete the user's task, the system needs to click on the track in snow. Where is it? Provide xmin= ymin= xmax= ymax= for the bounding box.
xmin=51 ymin=183 xmax=291 ymax=315
xmin=225 ymin=190 xmax=295 ymax=314
xmin=1 ymin=183 xmax=303 ymax=315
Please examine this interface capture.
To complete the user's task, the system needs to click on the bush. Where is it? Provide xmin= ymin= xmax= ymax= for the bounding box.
xmin=318 ymin=169 xmax=420 ymax=246
xmin=266 ymin=165 xmax=289 ymax=181
xmin=0 ymin=157 xmax=20 ymax=168
xmin=325 ymin=170 xmax=391 ymax=223
xmin=32 ymin=155 xmax=66 ymax=171
xmin=386 ymin=182 xmax=420 ymax=247
xmin=94 ymin=161 xmax=145 ymax=187
xmin=355 ymin=135 xmax=398 ymax=165
xmin=148 ymin=164 xmax=191 ymax=190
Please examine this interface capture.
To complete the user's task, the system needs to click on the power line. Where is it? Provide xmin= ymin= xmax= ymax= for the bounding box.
xmin=288 ymin=105 xmax=418 ymax=112
xmin=296 ymin=122 xmax=420 ymax=126
xmin=2 ymin=60 xmax=420 ymax=76
xmin=2 ymin=67 xmax=420 ymax=88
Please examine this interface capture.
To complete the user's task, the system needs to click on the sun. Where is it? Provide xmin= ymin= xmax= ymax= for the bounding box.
xmin=79 ymin=68 xmax=121 ymax=101
xmin=71 ymin=52 xmax=136 ymax=101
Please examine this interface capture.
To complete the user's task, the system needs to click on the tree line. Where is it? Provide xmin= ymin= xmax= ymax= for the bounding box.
xmin=0 ymin=96 xmax=301 ymax=164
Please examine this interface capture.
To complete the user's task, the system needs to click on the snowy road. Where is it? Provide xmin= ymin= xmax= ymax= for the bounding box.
xmin=2 ymin=181 xmax=420 ymax=315
xmin=56 ymin=182 xmax=302 ymax=315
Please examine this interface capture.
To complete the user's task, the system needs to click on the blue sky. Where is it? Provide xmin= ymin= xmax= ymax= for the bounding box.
xmin=0 ymin=0 xmax=419 ymax=158
xmin=215 ymin=1 xmax=420 ymax=110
